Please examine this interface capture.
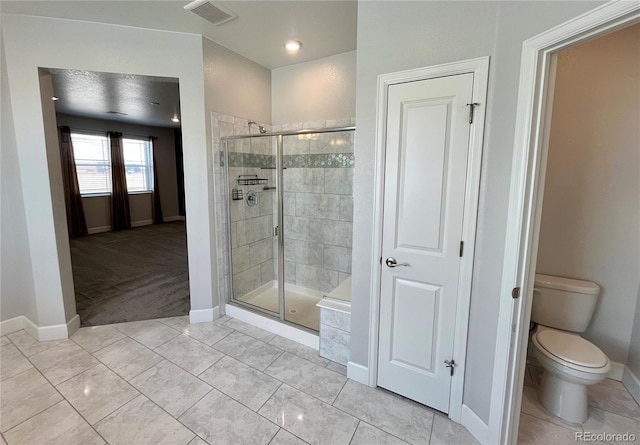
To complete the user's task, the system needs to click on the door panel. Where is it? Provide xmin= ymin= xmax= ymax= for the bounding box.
xmin=377 ymin=73 xmax=473 ymax=413
xmin=390 ymin=278 xmax=440 ymax=373
xmin=397 ymin=100 xmax=451 ymax=252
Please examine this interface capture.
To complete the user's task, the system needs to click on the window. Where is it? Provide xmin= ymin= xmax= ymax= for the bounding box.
xmin=122 ymin=138 xmax=153 ymax=193
xmin=71 ymin=133 xmax=112 ymax=195
xmin=71 ymin=133 xmax=154 ymax=195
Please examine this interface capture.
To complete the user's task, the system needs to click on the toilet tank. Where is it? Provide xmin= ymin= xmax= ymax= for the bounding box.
xmin=531 ymin=274 xmax=600 ymax=333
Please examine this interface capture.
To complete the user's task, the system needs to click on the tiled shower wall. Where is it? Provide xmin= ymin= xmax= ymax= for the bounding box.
xmin=227 ymin=138 xmax=276 ymax=298
xmin=212 ymin=112 xmax=272 ymax=303
xmin=212 ymin=114 xmax=355 ymax=302
xmin=281 ymin=130 xmax=354 ymax=293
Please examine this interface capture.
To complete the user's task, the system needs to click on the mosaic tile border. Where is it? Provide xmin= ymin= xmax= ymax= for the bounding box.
xmin=229 ymin=153 xmax=355 ymax=169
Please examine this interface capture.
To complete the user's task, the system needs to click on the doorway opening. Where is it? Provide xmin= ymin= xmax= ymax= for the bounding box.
xmin=516 ymin=23 xmax=640 ymax=442
xmin=40 ymin=68 xmax=189 ymax=326
xmin=496 ymin=3 xmax=640 ymax=443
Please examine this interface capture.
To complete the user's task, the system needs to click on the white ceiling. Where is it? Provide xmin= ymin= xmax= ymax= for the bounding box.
xmin=1 ymin=0 xmax=358 ymax=69
xmin=47 ymin=69 xmax=182 ymax=128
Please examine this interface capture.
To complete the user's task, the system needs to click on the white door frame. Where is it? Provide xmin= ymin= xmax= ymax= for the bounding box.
xmin=493 ymin=3 xmax=640 ymax=444
xmin=368 ymin=56 xmax=490 ymax=423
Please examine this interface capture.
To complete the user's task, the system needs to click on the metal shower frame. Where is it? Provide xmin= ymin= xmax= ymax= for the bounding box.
xmin=221 ymin=126 xmax=355 ymax=332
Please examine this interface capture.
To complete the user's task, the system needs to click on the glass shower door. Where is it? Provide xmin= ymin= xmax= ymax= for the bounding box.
xmin=226 ymin=136 xmax=280 ymax=315
xmin=281 ymin=131 xmax=355 ymax=331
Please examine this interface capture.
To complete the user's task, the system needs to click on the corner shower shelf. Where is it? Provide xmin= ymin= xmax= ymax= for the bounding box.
xmin=237 ymin=174 xmax=268 ymax=186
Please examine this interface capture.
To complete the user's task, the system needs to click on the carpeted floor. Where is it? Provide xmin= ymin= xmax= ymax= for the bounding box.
xmin=70 ymin=221 xmax=190 ymax=326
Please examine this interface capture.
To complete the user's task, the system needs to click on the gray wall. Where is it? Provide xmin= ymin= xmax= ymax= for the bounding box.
xmin=1 ymin=40 xmax=37 ymax=323
xmin=536 ymin=25 xmax=640 ymax=364
xmin=55 ymin=113 xmax=181 ymax=230
xmin=351 ymin=0 xmax=605 ymax=423
xmin=272 ymin=51 xmax=357 ymax=125
xmin=2 ymin=14 xmax=213 ymax=328
xmin=203 ymin=37 xmax=272 ymax=125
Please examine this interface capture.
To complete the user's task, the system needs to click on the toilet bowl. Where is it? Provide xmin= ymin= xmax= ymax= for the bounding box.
xmin=530 ymin=274 xmax=610 ymax=424
xmin=531 ymin=327 xmax=610 ymax=423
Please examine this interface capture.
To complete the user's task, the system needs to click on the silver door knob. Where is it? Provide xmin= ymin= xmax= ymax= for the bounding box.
xmin=385 ymin=257 xmax=410 ymax=268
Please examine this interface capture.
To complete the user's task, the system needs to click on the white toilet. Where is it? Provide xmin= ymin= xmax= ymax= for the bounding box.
xmin=530 ymin=274 xmax=611 ymax=423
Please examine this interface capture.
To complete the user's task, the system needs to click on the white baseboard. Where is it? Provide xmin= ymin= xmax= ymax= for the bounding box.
xmin=66 ymin=314 xmax=80 ymax=336
xmin=88 ymin=217 xmax=184 ymax=234
xmin=346 ymin=361 xmax=369 ymax=384
xmin=131 ymin=219 xmax=153 ymax=228
xmin=461 ymin=404 xmax=493 ymax=445
xmin=608 ymin=361 xmax=625 ymax=381
xmin=0 ymin=316 xmax=27 ymax=336
xmin=622 ymin=366 xmax=640 ymax=406
xmin=164 ymin=215 xmax=185 ymax=222
xmin=225 ymin=303 xmax=319 ymax=350
xmin=190 ymin=306 xmax=218 ymax=323
xmin=87 ymin=225 xmax=111 ymax=235
xmin=0 ymin=314 xmax=80 ymax=340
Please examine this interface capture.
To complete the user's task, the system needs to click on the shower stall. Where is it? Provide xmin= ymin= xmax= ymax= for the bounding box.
xmin=221 ymin=127 xmax=354 ymax=332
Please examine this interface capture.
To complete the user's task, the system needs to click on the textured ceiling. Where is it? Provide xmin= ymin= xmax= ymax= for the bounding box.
xmin=1 ymin=1 xmax=358 ymax=69
xmin=47 ymin=69 xmax=181 ymax=128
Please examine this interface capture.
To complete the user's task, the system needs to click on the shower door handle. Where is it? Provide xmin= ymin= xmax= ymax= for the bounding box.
xmin=385 ymin=257 xmax=410 ymax=268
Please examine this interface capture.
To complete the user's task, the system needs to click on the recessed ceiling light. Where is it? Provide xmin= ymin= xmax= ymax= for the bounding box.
xmin=284 ymin=40 xmax=302 ymax=53
xmin=171 ymin=116 xmax=180 ymax=123
xmin=52 ymin=96 xmax=59 ymax=101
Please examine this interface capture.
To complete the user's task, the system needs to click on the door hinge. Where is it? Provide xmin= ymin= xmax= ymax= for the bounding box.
xmin=512 ymin=287 xmax=520 ymax=299
xmin=444 ymin=359 xmax=456 ymax=376
xmin=459 ymin=241 xmax=464 ymax=257
xmin=467 ymin=102 xmax=480 ymax=124
xmin=274 ymin=226 xmax=279 ymax=236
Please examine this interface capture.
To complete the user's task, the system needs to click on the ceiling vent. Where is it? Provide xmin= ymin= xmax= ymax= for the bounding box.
xmin=184 ymin=1 xmax=238 ymax=26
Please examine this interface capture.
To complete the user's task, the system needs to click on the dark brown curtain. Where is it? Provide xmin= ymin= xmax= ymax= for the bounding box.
xmin=109 ymin=131 xmax=131 ymax=230
xmin=150 ymin=136 xmax=163 ymax=224
xmin=58 ymin=126 xmax=88 ymax=237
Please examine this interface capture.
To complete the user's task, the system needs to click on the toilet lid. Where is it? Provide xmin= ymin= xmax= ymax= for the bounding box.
xmin=536 ymin=330 xmax=608 ymax=368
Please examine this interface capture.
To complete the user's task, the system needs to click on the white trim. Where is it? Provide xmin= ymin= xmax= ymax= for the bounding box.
xmin=367 ymin=56 xmax=490 ymax=424
xmin=131 ymin=219 xmax=153 ymax=228
xmin=225 ymin=303 xmax=319 ymax=350
xmin=608 ymin=361 xmax=625 ymax=381
xmin=164 ymin=215 xmax=186 ymax=222
xmin=66 ymin=314 xmax=81 ymax=337
xmin=87 ymin=225 xmax=111 ymax=235
xmin=189 ymin=306 xmax=218 ymax=323
xmin=0 ymin=316 xmax=28 ymax=336
xmin=496 ymin=3 xmax=640 ymax=445
xmin=347 ymin=361 xmax=369 ymax=384
xmin=37 ymin=314 xmax=80 ymax=341
xmin=461 ymin=405 xmax=492 ymax=445
xmin=0 ymin=314 xmax=80 ymax=340
xmin=22 ymin=316 xmax=39 ymax=340
xmin=622 ymin=366 xmax=640 ymax=406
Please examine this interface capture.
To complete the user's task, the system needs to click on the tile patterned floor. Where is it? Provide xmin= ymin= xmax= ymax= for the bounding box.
xmin=0 ymin=316 xmax=478 ymax=445
xmin=518 ymin=363 xmax=640 ymax=444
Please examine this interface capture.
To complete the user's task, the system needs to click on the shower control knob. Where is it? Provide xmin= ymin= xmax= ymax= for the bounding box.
xmin=385 ymin=257 xmax=410 ymax=268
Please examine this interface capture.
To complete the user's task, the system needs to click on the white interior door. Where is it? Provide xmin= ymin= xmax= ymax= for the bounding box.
xmin=377 ymin=73 xmax=474 ymax=413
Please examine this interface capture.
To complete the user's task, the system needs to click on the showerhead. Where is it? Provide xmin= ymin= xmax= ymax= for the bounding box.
xmin=248 ymin=120 xmax=268 ymax=134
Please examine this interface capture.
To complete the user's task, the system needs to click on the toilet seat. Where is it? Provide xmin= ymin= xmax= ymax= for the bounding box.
xmin=533 ymin=329 xmax=609 ymax=373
